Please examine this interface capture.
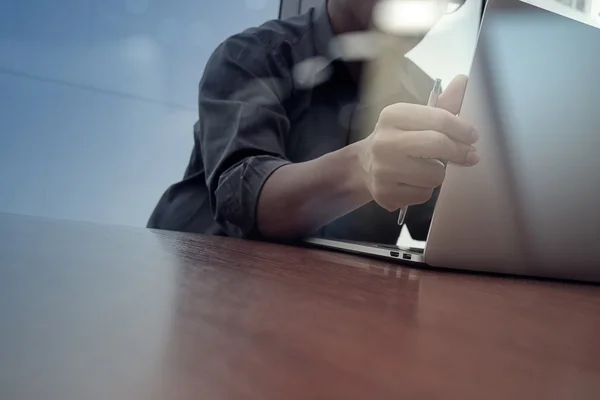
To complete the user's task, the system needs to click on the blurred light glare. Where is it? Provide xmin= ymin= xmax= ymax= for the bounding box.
xmin=329 ymin=31 xmax=382 ymax=61
xmin=373 ymin=0 xmax=444 ymax=35
xmin=292 ymin=56 xmax=332 ymax=89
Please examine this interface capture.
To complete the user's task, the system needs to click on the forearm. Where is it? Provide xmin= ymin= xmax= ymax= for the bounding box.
xmin=257 ymin=141 xmax=372 ymax=239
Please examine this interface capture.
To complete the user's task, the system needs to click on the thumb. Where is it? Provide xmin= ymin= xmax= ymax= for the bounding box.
xmin=435 ymin=74 xmax=468 ymax=115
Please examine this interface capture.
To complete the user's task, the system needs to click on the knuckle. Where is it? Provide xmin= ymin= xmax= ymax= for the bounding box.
xmin=379 ymin=104 xmax=401 ymax=125
xmin=380 ymin=105 xmax=395 ymax=121
xmin=370 ymin=136 xmax=388 ymax=156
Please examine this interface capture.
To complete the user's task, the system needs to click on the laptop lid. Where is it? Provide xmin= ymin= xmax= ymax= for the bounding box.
xmin=425 ymin=0 xmax=600 ymax=282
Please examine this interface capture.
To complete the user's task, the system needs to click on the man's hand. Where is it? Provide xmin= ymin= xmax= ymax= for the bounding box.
xmin=256 ymin=75 xmax=478 ymax=240
xmin=355 ymin=74 xmax=480 ymax=212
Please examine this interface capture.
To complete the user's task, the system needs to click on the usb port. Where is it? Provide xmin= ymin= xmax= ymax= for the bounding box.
xmin=390 ymin=251 xmax=400 ymax=258
xmin=402 ymin=254 xmax=412 ymax=261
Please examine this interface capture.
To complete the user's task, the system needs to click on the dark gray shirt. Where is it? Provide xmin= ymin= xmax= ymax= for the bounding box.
xmin=147 ymin=3 xmax=437 ymax=243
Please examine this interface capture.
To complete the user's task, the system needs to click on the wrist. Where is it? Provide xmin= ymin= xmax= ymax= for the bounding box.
xmin=341 ymin=140 xmax=372 ymax=204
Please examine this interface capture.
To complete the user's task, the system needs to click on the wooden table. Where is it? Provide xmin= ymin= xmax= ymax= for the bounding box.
xmin=1 ymin=213 xmax=600 ymax=399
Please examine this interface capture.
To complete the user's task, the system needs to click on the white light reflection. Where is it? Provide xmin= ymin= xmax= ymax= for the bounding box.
xmin=329 ymin=31 xmax=382 ymax=61
xmin=373 ymin=0 xmax=445 ymax=35
xmin=292 ymin=56 xmax=332 ymax=89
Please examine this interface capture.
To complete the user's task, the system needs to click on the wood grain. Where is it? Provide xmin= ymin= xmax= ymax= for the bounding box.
xmin=1 ymin=213 xmax=600 ymax=400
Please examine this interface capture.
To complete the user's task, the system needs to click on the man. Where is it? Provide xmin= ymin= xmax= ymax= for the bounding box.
xmin=148 ymin=0 xmax=480 ymax=244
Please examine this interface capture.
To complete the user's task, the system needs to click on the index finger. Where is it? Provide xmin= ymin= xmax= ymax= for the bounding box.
xmin=381 ymin=103 xmax=479 ymax=145
xmin=436 ymin=74 xmax=468 ymax=115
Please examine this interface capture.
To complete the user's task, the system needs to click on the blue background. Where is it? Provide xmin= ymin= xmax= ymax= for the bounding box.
xmin=0 ymin=0 xmax=280 ymax=226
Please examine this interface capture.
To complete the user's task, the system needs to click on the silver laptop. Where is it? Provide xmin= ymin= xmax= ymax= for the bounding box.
xmin=305 ymin=0 xmax=600 ymax=282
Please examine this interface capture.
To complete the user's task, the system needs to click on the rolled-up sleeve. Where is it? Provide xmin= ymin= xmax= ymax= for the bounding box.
xmin=198 ymin=33 xmax=293 ymax=237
